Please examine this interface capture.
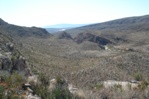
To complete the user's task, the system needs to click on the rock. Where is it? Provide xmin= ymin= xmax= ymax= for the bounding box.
xmin=11 ymin=56 xmax=32 ymax=77
xmin=68 ymin=84 xmax=86 ymax=99
xmin=26 ymin=93 xmax=41 ymax=99
xmin=12 ymin=56 xmax=26 ymax=71
xmin=48 ymin=78 xmax=57 ymax=92
xmin=6 ymin=42 xmax=14 ymax=51
xmin=27 ymin=87 xmax=34 ymax=93
xmin=27 ymin=75 xmax=39 ymax=85
xmin=102 ymin=80 xmax=139 ymax=91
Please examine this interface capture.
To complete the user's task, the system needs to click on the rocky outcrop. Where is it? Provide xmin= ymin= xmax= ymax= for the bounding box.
xmin=58 ymin=31 xmax=73 ymax=40
xmin=74 ymin=32 xmax=112 ymax=45
xmin=0 ymin=54 xmax=31 ymax=76
xmin=12 ymin=56 xmax=26 ymax=70
xmin=0 ymin=33 xmax=32 ymax=76
xmin=1 ymin=58 xmax=12 ymax=71
xmin=102 ymin=80 xmax=139 ymax=91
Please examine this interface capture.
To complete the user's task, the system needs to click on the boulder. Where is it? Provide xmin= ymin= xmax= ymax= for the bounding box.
xmin=68 ymin=84 xmax=86 ymax=99
xmin=26 ymin=93 xmax=41 ymax=99
xmin=48 ymin=78 xmax=57 ymax=92
xmin=27 ymin=75 xmax=38 ymax=85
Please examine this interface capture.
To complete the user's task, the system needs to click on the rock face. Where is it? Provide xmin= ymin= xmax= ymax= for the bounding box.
xmin=0 ymin=53 xmax=31 ymax=76
xmin=0 ymin=33 xmax=32 ymax=76
xmin=58 ymin=31 xmax=73 ymax=40
xmin=1 ymin=58 xmax=12 ymax=71
xmin=74 ymin=32 xmax=112 ymax=45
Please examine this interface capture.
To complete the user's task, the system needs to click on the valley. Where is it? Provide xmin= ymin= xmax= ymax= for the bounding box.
xmin=0 ymin=15 xmax=149 ymax=98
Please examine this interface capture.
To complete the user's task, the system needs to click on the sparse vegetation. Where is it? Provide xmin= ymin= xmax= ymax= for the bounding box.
xmin=0 ymin=15 xmax=149 ymax=98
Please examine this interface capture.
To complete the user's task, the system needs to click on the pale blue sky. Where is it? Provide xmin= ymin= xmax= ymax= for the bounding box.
xmin=0 ymin=0 xmax=149 ymax=27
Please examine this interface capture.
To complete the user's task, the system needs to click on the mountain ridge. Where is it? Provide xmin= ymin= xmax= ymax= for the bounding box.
xmin=67 ymin=15 xmax=149 ymax=35
xmin=0 ymin=18 xmax=51 ymax=38
xmin=44 ymin=23 xmax=88 ymax=28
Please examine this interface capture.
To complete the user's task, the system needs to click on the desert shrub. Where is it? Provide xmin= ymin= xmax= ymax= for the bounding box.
xmin=138 ymin=80 xmax=149 ymax=90
xmin=5 ymin=73 xmax=24 ymax=88
xmin=0 ymin=85 xmax=5 ymax=99
xmin=95 ymin=83 xmax=103 ymax=89
xmin=50 ymin=87 xmax=72 ymax=99
xmin=38 ymin=73 xmax=49 ymax=86
xmin=12 ymin=95 xmax=19 ymax=99
xmin=133 ymin=73 xmax=143 ymax=81
xmin=31 ymin=81 xmax=51 ymax=99
xmin=56 ymin=76 xmax=65 ymax=85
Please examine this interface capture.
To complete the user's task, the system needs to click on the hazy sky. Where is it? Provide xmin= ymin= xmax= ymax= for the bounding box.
xmin=0 ymin=0 xmax=149 ymax=27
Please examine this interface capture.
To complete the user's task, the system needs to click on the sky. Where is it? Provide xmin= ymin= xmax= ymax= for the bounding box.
xmin=0 ymin=0 xmax=149 ymax=27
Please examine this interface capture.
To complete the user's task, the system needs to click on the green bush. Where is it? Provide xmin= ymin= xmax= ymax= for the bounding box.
xmin=0 ymin=85 xmax=5 ymax=99
xmin=0 ymin=85 xmax=5 ymax=93
xmin=95 ymin=83 xmax=103 ymax=89
xmin=51 ymin=87 xmax=72 ymax=99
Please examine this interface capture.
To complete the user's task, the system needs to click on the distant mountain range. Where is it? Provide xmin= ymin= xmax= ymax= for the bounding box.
xmin=44 ymin=24 xmax=89 ymax=33
xmin=44 ymin=23 xmax=88 ymax=28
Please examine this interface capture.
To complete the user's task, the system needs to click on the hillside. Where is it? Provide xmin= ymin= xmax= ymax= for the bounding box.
xmin=0 ymin=18 xmax=51 ymax=38
xmin=0 ymin=16 xmax=149 ymax=98
xmin=67 ymin=15 xmax=149 ymax=46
